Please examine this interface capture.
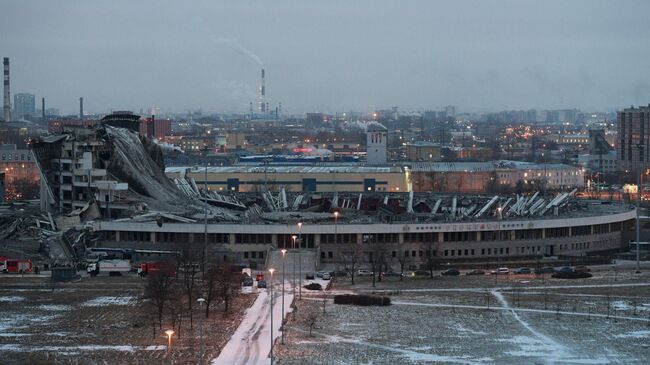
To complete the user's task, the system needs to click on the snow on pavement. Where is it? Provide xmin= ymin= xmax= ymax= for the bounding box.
xmin=491 ymin=290 xmax=615 ymax=364
xmin=0 ymin=296 xmax=25 ymax=302
xmin=212 ymin=282 xmax=294 ymax=365
xmin=81 ymin=296 xmax=136 ymax=307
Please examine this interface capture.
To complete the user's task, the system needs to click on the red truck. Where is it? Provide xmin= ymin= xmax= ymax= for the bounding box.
xmin=1 ymin=258 xmax=33 ymax=274
xmin=138 ymin=262 xmax=177 ymax=277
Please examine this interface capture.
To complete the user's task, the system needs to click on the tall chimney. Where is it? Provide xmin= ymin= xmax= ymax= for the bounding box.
xmin=259 ymin=68 xmax=266 ymax=113
xmin=79 ymin=97 xmax=83 ymax=119
xmin=3 ymin=57 xmax=10 ymax=122
xmin=42 ymin=97 xmax=45 ymax=122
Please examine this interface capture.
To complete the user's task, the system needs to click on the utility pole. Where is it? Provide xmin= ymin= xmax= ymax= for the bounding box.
xmin=204 ymin=147 xmax=209 ymax=278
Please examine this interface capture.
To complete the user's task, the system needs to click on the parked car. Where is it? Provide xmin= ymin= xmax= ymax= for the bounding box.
xmin=490 ymin=267 xmax=510 ymax=275
xmin=552 ymin=271 xmax=592 ymax=279
xmin=357 ymin=269 xmax=373 ymax=276
xmin=316 ymin=271 xmax=328 ymax=278
xmin=257 ymin=280 xmax=267 ymax=288
xmin=573 ymin=265 xmax=591 ymax=273
xmin=513 ymin=267 xmax=532 ymax=274
xmin=242 ymin=277 xmax=254 ymax=286
xmin=557 ymin=266 xmax=574 ymax=274
xmin=466 ymin=269 xmax=486 ymax=276
xmin=441 ymin=268 xmax=460 ymax=276
xmin=534 ymin=266 xmax=555 ymax=274
xmin=411 ymin=270 xmax=430 ymax=276
xmin=305 ymin=272 xmax=315 ymax=280
xmin=322 ymin=273 xmax=331 ymax=280
xmin=333 ymin=270 xmax=349 ymax=277
xmin=383 ymin=271 xmax=403 ymax=277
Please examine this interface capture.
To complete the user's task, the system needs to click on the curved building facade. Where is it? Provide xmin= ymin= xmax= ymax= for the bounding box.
xmin=92 ymin=203 xmax=634 ymax=268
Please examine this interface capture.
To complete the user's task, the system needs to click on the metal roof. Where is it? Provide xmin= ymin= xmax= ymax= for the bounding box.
xmin=166 ymin=165 xmax=402 ymax=174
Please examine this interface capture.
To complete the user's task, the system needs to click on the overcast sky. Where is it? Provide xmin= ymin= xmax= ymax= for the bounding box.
xmin=2 ymin=0 xmax=649 ymax=115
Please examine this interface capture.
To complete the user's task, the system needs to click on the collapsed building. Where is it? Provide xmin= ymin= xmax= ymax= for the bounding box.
xmin=32 ymin=112 xmax=237 ymax=223
xmin=29 ymin=113 xmax=636 ymax=270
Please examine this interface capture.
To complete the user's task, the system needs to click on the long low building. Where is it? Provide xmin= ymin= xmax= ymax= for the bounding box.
xmin=166 ymin=160 xmax=584 ymax=195
xmin=165 ymin=165 xmax=410 ymax=193
xmin=90 ymin=194 xmax=635 ymax=269
xmin=411 ymin=161 xmax=584 ymax=193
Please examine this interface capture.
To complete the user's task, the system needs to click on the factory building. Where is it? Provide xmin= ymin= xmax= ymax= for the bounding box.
xmin=166 ymin=165 xmax=409 ymax=193
xmin=410 ymin=161 xmax=584 ymax=193
xmin=406 ymin=142 xmax=442 ymax=162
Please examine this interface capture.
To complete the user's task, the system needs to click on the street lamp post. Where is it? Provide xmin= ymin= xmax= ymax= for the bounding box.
xmin=636 ymin=170 xmax=647 ymax=273
xmin=298 ymin=222 xmax=303 ymax=300
xmin=334 ymin=212 xmax=339 ymax=286
xmin=280 ymin=249 xmax=286 ymax=344
xmin=291 ymin=235 xmax=297 ymax=298
xmin=197 ymin=297 xmax=206 ymax=362
xmin=269 ymin=268 xmax=275 ymax=365
xmin=165 ymin=329 xmax=174 ymax=356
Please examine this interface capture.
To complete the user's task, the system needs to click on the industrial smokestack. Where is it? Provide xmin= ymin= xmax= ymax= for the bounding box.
xmin=3 ymin=57 xmax=10 ymax=122
xmin=79 ymin=97 xmax=83 ymax=119
xmin=259 ymin=68 xmax=266 ymax=113
xmin=42 ymin=97 xmax=45 ymax=122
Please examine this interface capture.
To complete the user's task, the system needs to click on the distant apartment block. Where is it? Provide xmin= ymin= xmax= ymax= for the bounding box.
xmin=617 ymin=105 xmax=650 ymax=176
xmin=139 ymin=117 xmax=172 ymax=140
xmin=13 ymin=93 xmax=35 ymax=119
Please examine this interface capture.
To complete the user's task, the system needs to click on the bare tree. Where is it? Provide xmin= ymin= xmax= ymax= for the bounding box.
xmin=215 ymin=260 xmax=240 ymax=314
xmin=369 ymin=239 xmax=389 ymax=287
xmin=339 ymin=239 xmax=363 ymax=285
xmin=167 ymin=285 xmax=185 ymax=338
xmin=202 ymin=261 xmax=219 ymax=319
xmin=143 ymin=273 xmax=174 ymax=331
xmin=304 ymin=306 xmax=320 ymax=336
xmin=179 ymin=245 xmax=200 ymax=329
xmin=424 ymin=241 xmax=439 ymax=279
xmin=397 ymin=249 xmax=410 ymax=281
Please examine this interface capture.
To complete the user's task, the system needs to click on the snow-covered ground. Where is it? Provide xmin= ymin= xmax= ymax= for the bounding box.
xmin=81 ymin=295 xmax=136 ymax=307
xmin=212 ymin=281 xmax=295 ymax=365
xmin=277 ymin=275 xmax=650 ymax=364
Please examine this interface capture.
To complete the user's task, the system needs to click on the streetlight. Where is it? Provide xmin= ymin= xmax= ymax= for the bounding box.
xmin=280 ymin=249 xmax=286 ymax=345
xmin=165 ymin=329 xmax=175 ymax=355
xmin=298 ymin=222 xmax=303 ymax=300
xmin=197 ymin=297 xmax=206 ymax=362
xmin=291 ymin=235 xmax=297 ymax=298
xmin=334 ymin=212 xmax=339 ymax=285
xmin=269 ymin=268 xmax=275 ymax=365
xmin=636 ymin=169 xmax=649 ymax=273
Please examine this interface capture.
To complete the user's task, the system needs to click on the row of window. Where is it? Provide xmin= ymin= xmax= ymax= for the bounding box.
xmin=0 ymin=153 xmax=31 ymax=161
xmin=242 ymin=251 xmax=265 ymax=260
xmin=111 ymin=223 xmax=623 ymax=245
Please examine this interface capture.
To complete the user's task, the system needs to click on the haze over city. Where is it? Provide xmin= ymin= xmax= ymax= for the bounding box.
xmin=2 ymin=0 xmax=650 ymax=114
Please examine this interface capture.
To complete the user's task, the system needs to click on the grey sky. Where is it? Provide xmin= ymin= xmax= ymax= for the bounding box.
xmin=2 ymin=0 xmax=649 ymax=115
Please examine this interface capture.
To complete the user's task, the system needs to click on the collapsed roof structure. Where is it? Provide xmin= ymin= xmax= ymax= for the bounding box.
xmin=31 ymin=112 xmax=238 ymax=225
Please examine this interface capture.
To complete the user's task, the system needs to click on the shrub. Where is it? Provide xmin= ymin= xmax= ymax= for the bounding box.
xmin=304 ymin=283 xmax=322 ymax=291
xmin=333 ymin=294 xmax=391 ymax=306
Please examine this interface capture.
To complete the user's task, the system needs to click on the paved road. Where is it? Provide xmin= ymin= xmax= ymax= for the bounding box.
xmin=212 ymin=283 xmax=294 ymax=365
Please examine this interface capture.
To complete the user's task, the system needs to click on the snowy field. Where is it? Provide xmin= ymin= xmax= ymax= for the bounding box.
xmin=278 ymin=268 xmax=650 ymax=365
xmin=0 ymin=275 xmax=254 ymax=365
